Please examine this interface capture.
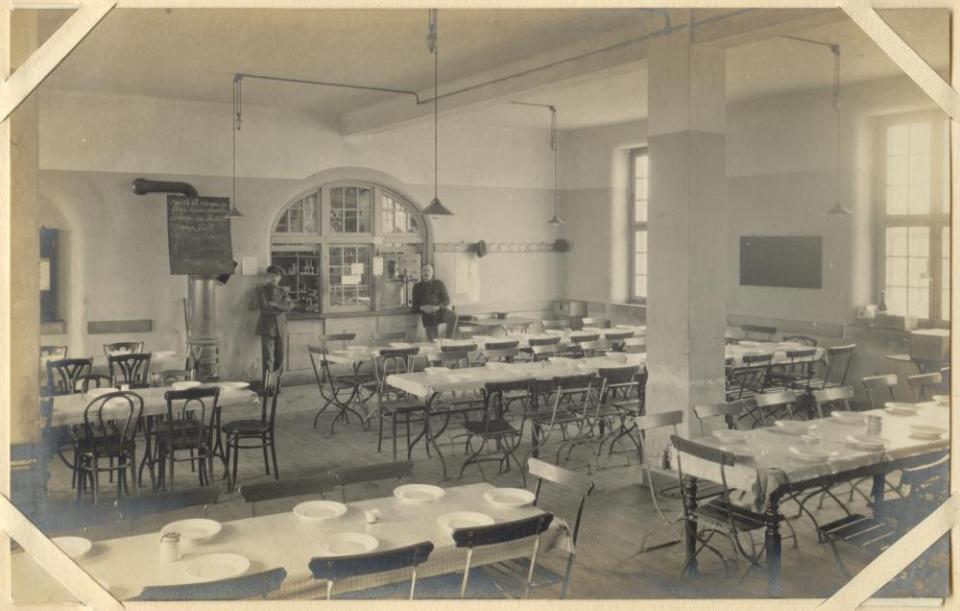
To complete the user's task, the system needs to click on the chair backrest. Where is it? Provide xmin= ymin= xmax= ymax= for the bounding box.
xmin=530 ymin=344 xmax=560 ymax=361
xmin=240 ymin=469 xmax=339 ymax=515
xmin=580 ymin=317 xmax=610 ymax=328
xmin=578 ymin=340 xmax=612 ymax=356
xmin=372 ymin=330 xmax=408 ymax=345
xmin=622 ymin=337 xmax=646 ymax=353
xmin=82 ymin=391 xmax=143 ymax=451
xmin=729 ymin=354 xmax=772 ymax=397
xmin=40 ymin=345 xmax=68 ymax=365
xmin=436 ymin=349 xmax=473 ymax=368
xmin=163 ymin=386 xmax=221 ymax=447
xmin=155 ymin=369 xmax=192 ymax=385
xmin=452 ymin=512 xmax=554 ymax=549
xmin=753 ymin=390 xmax=796 ymax=409
xmin=597 ymin=365 xmax=640 ymax=402
xmin=783 ymin=335 xmax=818 ymax=347
xmin=319 ymin=333 xmax=356 ymax=349
xmin=441 ymin=343 xmax=477 ymax=353
xmin=635 ymin=411 xmax=684 ymax=467
xmin=46 ymin=358 xmax=93 ymax=396
xmin=603 ymin=330 xmax=634 ymax=341
xmin=309 ymin=541 xmax=434 ymax=600
xmin=373 ymin=348 xmax=419 ymax=389
xmin=132 ymin=568 xmax=287 ymax=601
xmin=741 ymin=324 xmax=777 ymax=341
xmin=333 ymin=460 xmax=414 ymax=488
xmin=482 ymin=347 xmax=519 ymax=363
xmin=541 ymin=319 xmax=571 ymax=331
xmin=260 ymin=370 xmax=282 ymax=428
xmin=811 ymin=385 xmax=855 ymax=406
xmin=570 ymin=333 xmax=600 ymax=344
xmin=670 ymin=435 xmax=738 ymax=530
xmin=484 ymin=339 xmax=519 ymax=350
xmin=528 ymin=458 xmax=595 ymax=546
xmin=907 ymin=372 xmax=943 ymax=402
xmin=529 ymin=336 xmax=562 ymax=347
xmin=115 ymin=486 xmax=220 ymax=521
xmin=822 ymin=344 xmax=856 ymax=388
xmin=108 ymin=353 xmax=152 ymax=387
xmin=692 ymin=401 xmax=744 ymax=435
xmin=862 ymin=373 xmax=898 ymax=408
xmin=104 ymin=341 xmax=145 ymax=356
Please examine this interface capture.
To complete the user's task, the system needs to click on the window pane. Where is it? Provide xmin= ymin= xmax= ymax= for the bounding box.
xmin=886 ymin=287 xmax=907 ymax=316
xmin=907 ymin=257 xmax=930 ymax=288
xmin=635 ymin=178 xmax=648 ymax=199
xmin=357 ymin=188 xmax=372 ymax=232
xmin=942 ymin=290 xmax=950 ymax=321
xmin=634 ymin=230 xmax=647 ymax=253
xmin=886 ymin=185 xmax=908 ymax=215
xmin=908 ymin=288 xmax=929 ymax=319
xmin=908 ymin=227 xmax=929 ymax=257
xmin=886 ymin=155 xmax=908 ymax=185
xmin=634 ymin=275 xmax=646 ymax=299
xmin=302 ymin=193 xmax=319 ymax=233
xmin=907 ymin=183 xmax=931 ymax=215
xmin=885 ymin=257 xmax=907 ymax=287
xmin=886 ymin=227 xmax=907 ymax=256
xmin=635 ymin=154 xmax=647 ymax=178
xmin=887 ymin=124 xmax=909 ymax=154
xmin=634 ymin=200 xmax=647 ymax=223
xmin=635 ymin=253 xmax=647 ymax=275
xmin=909 ymin=122 xmax=930 ymax=153
xmin=909 ymin=153 xmax=931 ymax=186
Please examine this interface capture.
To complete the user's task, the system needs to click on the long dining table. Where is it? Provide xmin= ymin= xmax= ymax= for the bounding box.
xmin=386 ymin=355 xmax=646 ymax=479
xmin=675 ymin=400 xmax=950 ymax=596
xmin=11 ymin=482 xmax=563 ymax=602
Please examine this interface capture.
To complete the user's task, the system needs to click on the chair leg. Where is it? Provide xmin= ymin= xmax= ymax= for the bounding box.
xmin=91 ymin=461 xmax=100 ymax=506
xmin=269 ymin=435 xmax=279 ymax=480
xmin=262 ymin=443 xmax=271 ymax=476
xmin=230 ymin=438 xmax=240 ymax=490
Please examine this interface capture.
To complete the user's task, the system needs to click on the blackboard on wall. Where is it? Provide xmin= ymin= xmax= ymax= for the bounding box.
xmin=739 ymin=236 xmax=822 ymax=289
xmin=167 ymin=195 xmax=234 ymax=275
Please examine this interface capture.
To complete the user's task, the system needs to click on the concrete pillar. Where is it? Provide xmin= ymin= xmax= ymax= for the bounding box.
xmin=645 ymin=26 xmax=728 ymax=443
xmin=8 ymin=10 xmax=41 ymax=445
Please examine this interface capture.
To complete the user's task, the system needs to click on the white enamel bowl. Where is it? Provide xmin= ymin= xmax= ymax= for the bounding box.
xmin=161 ymin=518 xmax=222 ymax=544
xmin=393 ymin=483 xmax=445 ymax=504
xmin=437 ymin=512 xmax=495 ymax=534
xmin=316 ymin=533 xmax=379 ymax=557
xmin=482 ymin=488 xmax=535 ymax=508
xmin=293 ymin=500 xmax=348 ymax=523
xmin=182 ymin=553 xmax=250 ymax=582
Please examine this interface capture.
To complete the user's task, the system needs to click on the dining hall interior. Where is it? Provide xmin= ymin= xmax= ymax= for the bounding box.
xmin=4 ymin=4 xmax=955 ymax=604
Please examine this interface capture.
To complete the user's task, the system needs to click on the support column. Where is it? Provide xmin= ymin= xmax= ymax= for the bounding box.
xmin=645 ymin=26 xmax=728 ymax=443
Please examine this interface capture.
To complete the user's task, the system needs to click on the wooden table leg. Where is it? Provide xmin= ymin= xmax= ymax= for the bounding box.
xmin=682 ymin=475 xmax=699 ymax=577
xmin=766 ymin=490 xmax=784 ymax=597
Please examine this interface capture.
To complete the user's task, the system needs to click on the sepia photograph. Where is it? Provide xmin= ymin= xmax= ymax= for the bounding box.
xmin=1 ymin=0 xmax=955 ymax=606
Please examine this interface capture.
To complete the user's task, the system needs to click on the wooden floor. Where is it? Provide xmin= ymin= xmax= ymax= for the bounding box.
xmin=36 ymin=383 xmax=947 ymax=600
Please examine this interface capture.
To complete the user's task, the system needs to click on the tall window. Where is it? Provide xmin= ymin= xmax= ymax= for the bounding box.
xmin=271 ymin=182 xmax=427 ymax=313
xmin=880 ymin=117 xmax=950 ymax=322
xmin=630 ymin=148 xmax=649 ymax=301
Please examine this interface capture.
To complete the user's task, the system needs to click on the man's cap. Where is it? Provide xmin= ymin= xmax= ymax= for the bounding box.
xmin=266 ymin=264 xmax=284 ymax=275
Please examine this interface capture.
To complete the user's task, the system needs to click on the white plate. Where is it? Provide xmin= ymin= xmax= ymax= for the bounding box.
xmin=846 ymin=434 xmax=888 ymax=450
xmin=293 ymin=500 xmax=348 ymax=523
xmin=773 ymin=421 xmax=810 ymax=435
xmin=932 ymin=395 xmax=949 ymax=406
xmin=393 ymin=483 xmax=445 ymax=504
xmin=170 ymin=381 xmax=201 ymax=391
xmin=712 ymin=430 xmax=750 ymax=444
xmin=161 ymin=518 xmax=222 ymax=543
xmin=789 ymin=446 xmax=834 ymax=463
xmin=884 ymin=402 xmax=918 ymax=416
xmin=182 ymin=553 xmax=250 ymax=582
xmin=218 ymin=381 xmax=250 ymax=391
xmin=831 ymin=411 xmax=865 ymax=425
xmin=482 ymin=488 xmax=535 ymax=508
xmin=910 ymin=425 xmax=947 ymax=440
xmin=52 ymin=536 xmax=92 ymax=559
xmin=438 ymin=511 xmax=495 ymax=534
xmin=424 ymin=367 xmax=449 ymax=376
xmin=316 ymin=532 xmax=379 ymax=557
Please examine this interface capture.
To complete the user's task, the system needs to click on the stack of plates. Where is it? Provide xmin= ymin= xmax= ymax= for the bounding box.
xmin=910 ymin=425 xmax=947 ymax=441
xmin=394 ymin=484 xmax=445 ymax=504
xmin=789 ymin=446 xmax=834 ymax=464
xmin=437 ymin=512 xmax=495 ymax=534
xmin=182 ymin=553 xmax=250 ymax=582
xmin=315 ymin=533 xmax=379 ymax=557
xmin=884 ymin=402 xmax=918 ymax=416
xmin=845 ymin=434 xmax=888 ymax=451
xmin=293 ymin=500 xmax=348 ymax=523
xmin=52 ymin=536 xmax=92 ymax=559
xmin=831 ymin=411 xmax=865 ymax=425
xmin=482 ymin=487 xmax=535 ymax=508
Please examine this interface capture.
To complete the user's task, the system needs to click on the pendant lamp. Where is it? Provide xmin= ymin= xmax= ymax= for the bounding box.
xmin=227 ymin=74 xmax=245 ymax=219
xmin=825 ymin=44 xmax=851 ymax=217
xmin=423 ymin=9 xmax=453 ymax=217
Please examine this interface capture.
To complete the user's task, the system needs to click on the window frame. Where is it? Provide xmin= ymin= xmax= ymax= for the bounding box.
xmin=629 ymin=147 xmax=649 ymax=304
xmin=875 ymin=112 xmax=950 ymax=325
xmin=271 ymin=182 xmax=429 ymax=313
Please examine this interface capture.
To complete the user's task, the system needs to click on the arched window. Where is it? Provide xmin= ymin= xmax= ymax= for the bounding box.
xmin=270 ymin=182 xmax=428 ymax=313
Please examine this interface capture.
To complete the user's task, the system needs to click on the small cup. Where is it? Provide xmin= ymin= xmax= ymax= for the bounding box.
xmin=120 ymin=384 xmax=131 ymax=392
xmin=364 ymin=509 xmax=382 ymax=524
xmin=158 ymin=532 xmax=180 ymax=563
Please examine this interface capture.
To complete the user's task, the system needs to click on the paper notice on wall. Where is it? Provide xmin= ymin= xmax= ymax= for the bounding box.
xmin=454 ymin=254 xmax=480 ymax=303
xmin=372 ymin=257 xmax=384 ymax=276
xmin=350 ymin=262 xmax=365 ymax=275
xmin=241 ymin=256 xmax=258 ymax=276
xmin=342 ymin=274 xmax=361 ymax=286
xmin=39 ymin=259 xmax=50 ymax=291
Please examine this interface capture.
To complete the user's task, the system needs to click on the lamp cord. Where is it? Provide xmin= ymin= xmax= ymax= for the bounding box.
xmin=433 ymin=26 xmax=439 ymax=201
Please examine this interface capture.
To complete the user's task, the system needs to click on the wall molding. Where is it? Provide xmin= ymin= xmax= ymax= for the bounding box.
xmin=434 ymin=240 xmax=562 ymax=254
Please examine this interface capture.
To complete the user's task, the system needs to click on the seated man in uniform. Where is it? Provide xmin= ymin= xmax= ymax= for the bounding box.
xmin=411 ymin=263 xmax=458 ymax=341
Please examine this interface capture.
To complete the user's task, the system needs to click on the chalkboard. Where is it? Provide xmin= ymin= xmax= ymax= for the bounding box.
xmin=167 ymin=195 xmax=234 ymax=275
xmin=740 ymin=236 xmax=822 ymax=289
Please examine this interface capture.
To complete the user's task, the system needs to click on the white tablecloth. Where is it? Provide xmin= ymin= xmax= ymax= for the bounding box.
xmin=725 ymin=342 xmax=825 ymax=367
xmin=12 ymin=482 xmax=563 ymax=602
xmin=675 ymin=401 xmax=950 ymax=510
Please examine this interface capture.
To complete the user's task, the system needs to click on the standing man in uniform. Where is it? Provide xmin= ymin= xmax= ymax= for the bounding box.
xmin=411 ymin=263 xmax=458 ymax=340
xmin=257 ymin=264 xmax=293 ymax=374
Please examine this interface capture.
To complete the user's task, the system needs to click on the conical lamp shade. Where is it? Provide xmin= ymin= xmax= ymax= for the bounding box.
xmin=225 ymin=204 xmax=244 ymax=219
xmin=547 ymin=212 xmax=565 ymax=225
xmin=424 ymin=197 xmax=453 ymax=216
xmin=825 ymin=201 xmax=852 ymax=217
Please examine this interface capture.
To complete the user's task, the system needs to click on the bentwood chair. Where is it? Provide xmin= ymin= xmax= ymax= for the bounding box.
xmin=309 ymin=542 xmax=435 ymax=600
xmin=132 ymin=568 xmax=287 ymax=601
xmin=108 ymin=353 xmax=152 ymax=388
xmin=862 ymin=374 xmax=899 ymax=409
xmin=74 ymin=391 xmax=143 ymax=505
xmin=239 ymin=469 xmax=338 ymax=516
xmin=155 ymin=386 xmax=222 ymax=490
xmin=371 ymin=348 xmax=424 ymax=459
xmin=103 ymin=341 xmax=145 ymax=356
xmin=671 ymin=435 xmax=767 ymax=576
xmin=45 ymin=358 xmax=100 ymax=397
xmin=459 ymin=380 xmax=534 ymax=485
xmin=907 ymin=372 xmax=944 ymax=402
xmin=224 ymin=370 xmax=282 ymax=489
